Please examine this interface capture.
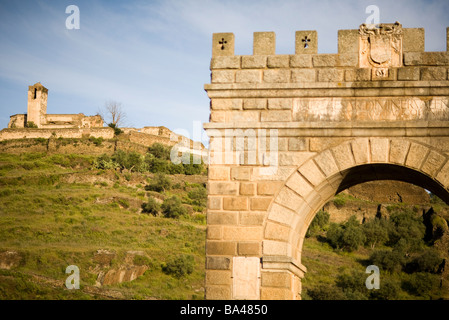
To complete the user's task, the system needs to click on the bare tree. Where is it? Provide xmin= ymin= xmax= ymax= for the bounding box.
xmin=98 ymin=100 xmax=127 ymax=128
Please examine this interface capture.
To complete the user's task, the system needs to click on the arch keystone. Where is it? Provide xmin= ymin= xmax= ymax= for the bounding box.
xmin=351 ymin=138 xmax=370 ymax=165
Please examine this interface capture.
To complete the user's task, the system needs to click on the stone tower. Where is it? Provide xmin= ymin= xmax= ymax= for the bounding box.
xmin=27 ymin=82 xmax=48 ymax=127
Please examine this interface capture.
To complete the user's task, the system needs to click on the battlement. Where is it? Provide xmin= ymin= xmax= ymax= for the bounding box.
xmin=209 ymin=23 xmax=449 ymax=84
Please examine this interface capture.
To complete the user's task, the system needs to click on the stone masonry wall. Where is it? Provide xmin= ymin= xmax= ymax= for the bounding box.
xmin=203 ymin=24 xmax=449 ymax=300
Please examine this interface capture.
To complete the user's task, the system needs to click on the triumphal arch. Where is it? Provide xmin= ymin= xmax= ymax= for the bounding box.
xmin=203 ymin=22 xmax=449 ymax=299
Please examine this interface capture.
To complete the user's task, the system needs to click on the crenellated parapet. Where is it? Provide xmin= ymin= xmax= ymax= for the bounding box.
xmin=209 ymin=24 xmax=449 ymax=85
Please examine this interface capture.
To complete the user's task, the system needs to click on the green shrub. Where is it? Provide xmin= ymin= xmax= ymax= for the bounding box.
xmin=145 ymin=173 xmax=171 ymax=193
xmin=108 ymin=123 xmax=122 ymax=136
xmin=187 ymin=186 xmax=207 ymax=207
xmin=88 ymin=136 xmax=103 ymax=146
xmin=370 ymin=278 xmax=400 ymax=300
xmin=369 ymin=249 xmax=406 ymax=273
xmin=162 ymin=254 xmax=194 ymax=278
xmin=141 ymin=197 xmax=160 ymax=216
xmin=362 ymin=218 xmax=390 ymax=249
xmin=148 ymin=143 xmax=171 ymax=160
xmin=408 ymin=248 xmax=442 ymax=273
xmin=306 ymin=210 xmax=330 ymax=237
xmin=133 ymin=255 xmax=151 ymax=267
xmin=326 ymin=216 xmax=365 ymax=252
xmin=305 ymin=284 xmax=347 ymax=300
xmin=161 ymin=196 xmax=187 ymax=219
xmin=25 ymin=121 xmax=38 ymax=128
xmin=404 ymin=272 xmax=437 ymax=297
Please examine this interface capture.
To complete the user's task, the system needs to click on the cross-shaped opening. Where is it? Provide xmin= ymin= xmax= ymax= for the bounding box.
xmin=302 ymin=36 xmax=311 ymax=49
xmin=219 ymin=38 xmax=227 ymax=50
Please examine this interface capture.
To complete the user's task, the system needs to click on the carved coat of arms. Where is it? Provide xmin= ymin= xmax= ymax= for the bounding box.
xmin=359 ymin=22 xmax=403 ymax=69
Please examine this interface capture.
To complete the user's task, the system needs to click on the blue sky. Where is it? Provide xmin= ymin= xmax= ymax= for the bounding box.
xmin=0 ymin=0 xmax=448 ymax=142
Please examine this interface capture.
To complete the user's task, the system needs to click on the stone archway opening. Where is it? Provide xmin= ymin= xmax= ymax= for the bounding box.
xmin=299 ymin=173 xmax=449 ymax=300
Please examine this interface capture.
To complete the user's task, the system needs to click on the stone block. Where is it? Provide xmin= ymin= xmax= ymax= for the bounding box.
xmin=422 ymin=150 xmax=446 ymax=177
xmin=345 ymin=68 xmax=371 ymax=81
xmin=268 ymin=98 xmax=293 ymax=110
xmin=267 ymin=203 xmax=296 ymax=226
xmin=290 ymin=55 xmax=312 ymax=68
xmin=223 ymin=197 xmax=248 ymax=211
xmin=210 ymin=56 xmax=241 ymax=69
xmin=288 ymin=138 xmax=308 ymax=151
xmin=205 ymin=285 xmax=231 ymax=300
xmin=231 ymin=167 xmax=251 ymax=180
xmin=261 ymin=110 xmax=292 ymax=122
xmin=389 ymin=139 xmax=410 ymax=165
xmin=242 ymin=55 xmax=267 ymax=69
xmin=250 ymin=197 xmax=272 ymax=211
xmin=403 ymin=28 xmax=425 ymax=52
xmin=403 ymin=52 xmax=422 ymax=66
xmin=421 ymin=67 xmax=447 ymax=80
xmin=227 ymin=111 xmax=260 ymax=123
xmin=209 ymin=167 xmax=230 ymax=180
xmin=257 ymin=181 xmax=284 ymax=195
xmin=206 ymin=241 xmax=237 ymax=255
xmin=338 ymin=53 xmax=358 ymax=67
xmin=291 ymin=69 xmax=316 ymax=82
xmin=338 ymin=29 xmax=359 ymax=54
xmin=312 ymin=54 xmax=338 ymax=67
xmin=254 ymin=32 xmax=275 ymax=55
xmin=275 ymin=187 xmax=304 ymax=211
xmin=260 ymin=287 xmax=293 ymax=300
xmin=351 ymin=138 xmax=370 ymax=165
xmin=309 ymin=137 xmax=349 ymax=152
xmin=261 ymin=271 xmax=292 ymax=288
xmin=206 ymin=270 xmax=232 ymax=286
xmin=208 ymin=181 xmax=238 ymax=195
xmin=370 ymin=138 xmax=389 ymax=163
xmin=317 ymin=68 xmax=344 ymax=82
xmin=232 ymin=256 xmax=261 ymax=299
xmin=295 ymin=30 xmax=317 ymax=54
xmin=240 ymin=182 xmax=256 ymax=195
xmin=262 ymin=240 xmax=290 ymax=256
xmin=405 ymin=143 xmax=429 ymax=169
xmin=332 ymin=142 xmax=355 ymax=170
xmin=207 ymin=196 xmax=222 ymax=210
xmin=436 ymin=161 xmax=449 ymax=187
xmin=314 ymin=149 xmax=339 ymax=177
xmin=211 ymin=70 xmax=235 ymax=83
xmin=206 ymin=256 xmax=231 ymax=270
xmin=212 ymin=33 xmax=234 ymax=57
xmin=298 ymin=160 xmax=326 ymax=186
xmin=264 ymin=221 xmax=290 ymax=242
xmin=279 ymin=151 xmax=313 ymax=166
xmin=243 ymin=98 xmax=267 ymax=110
xmin=239 ymin=211 xmax=266 ymax=226
xmin=207 ymin=225 xmax=222 ymax=240
xmin=223 ymin=226 xmax=262 ymax=241
xmin=236 ymin=70 xmax=262 ymax=83
xmin=397 ymin=67 xmax=420 ymax=81
xmin=210 ymin=111 xmax=226 ymax=122
xmin=285 ymin=171 xmax=313 ymax=198
xmin=263 ymin=69 xmax=291 ymax=83
xmin=267 ymin=55 xmax=290 ymax=68
xmin=372 ymin=68 xmax=396 ymax=81
xmin=207 ymin=211 xmax=238 ymax=225
xmin=211 ymin=98 xmax=242 ymax=110
xmin=238 ymin=242 xmax=261 ymax=256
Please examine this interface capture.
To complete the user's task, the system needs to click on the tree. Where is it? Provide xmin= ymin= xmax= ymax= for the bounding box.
xmin=98 ymin=100 xmax=127 ymax=128
xmin=141 ymin=196 xmax=160 ymax=216
xmin=161 ymin=195 xmax=187 ymax=219
xmin=363 ymin=218 xmax=390 ymax=249
xmin=145 ymin=172 xmax=171 ymax=193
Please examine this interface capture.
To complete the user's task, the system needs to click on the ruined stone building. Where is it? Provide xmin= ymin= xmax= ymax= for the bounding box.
xmin=8 ymin=82 xmax=103 ymax=129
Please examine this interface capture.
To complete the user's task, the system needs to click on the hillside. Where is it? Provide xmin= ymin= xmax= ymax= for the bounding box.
xmin=2 ymin=137 xmax=449 ymax=300
xmin=0 ymin=137 xmax=207 ymax=299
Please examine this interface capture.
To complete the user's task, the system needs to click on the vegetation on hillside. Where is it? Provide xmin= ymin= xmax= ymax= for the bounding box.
xmin=0 ymin=140 xmax=207 ymax=300
xmin=302 ymin=202 xmax=449 ymax=300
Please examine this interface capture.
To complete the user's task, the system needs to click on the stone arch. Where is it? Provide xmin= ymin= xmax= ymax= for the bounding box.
xmin=262 ymin=137 xmax=449 ymax=298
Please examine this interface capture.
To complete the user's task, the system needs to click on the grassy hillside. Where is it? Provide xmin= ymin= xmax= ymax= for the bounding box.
xmin=0 ymin=144 xmax=207 ymax=300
